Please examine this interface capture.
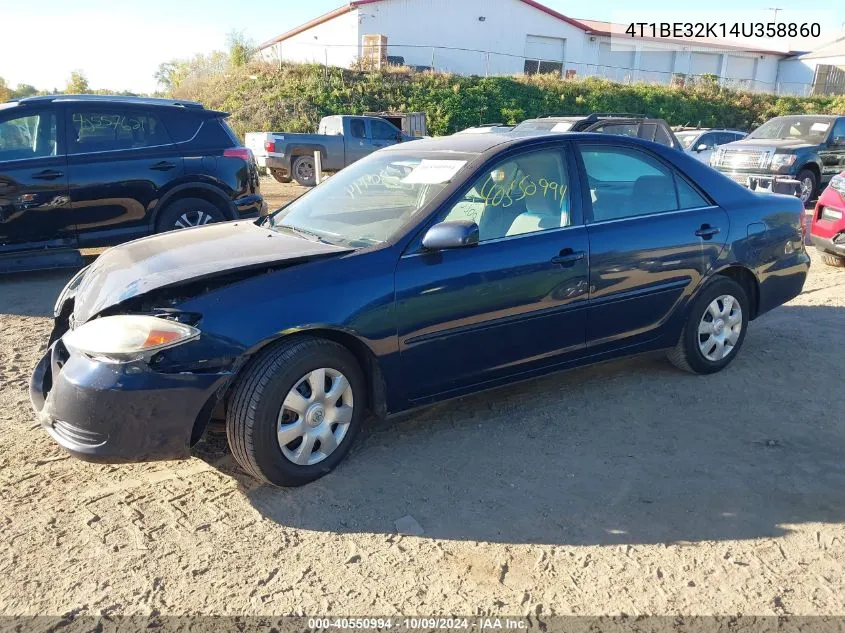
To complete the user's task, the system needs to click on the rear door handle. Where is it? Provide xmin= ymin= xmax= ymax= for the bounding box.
xmin=695 ymin=225 xmax=721 ymax=239
xmin=551 ymin=248 xmax=586 ymax=266
xmin=150 ymin=161 xmax=177 ymax=171
xmin=31 ymin=170 xmax=64 ymax=180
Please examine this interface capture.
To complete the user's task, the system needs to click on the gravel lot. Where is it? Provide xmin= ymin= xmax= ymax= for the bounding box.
xmin=1 ymin=198 xmax=843 ymax=617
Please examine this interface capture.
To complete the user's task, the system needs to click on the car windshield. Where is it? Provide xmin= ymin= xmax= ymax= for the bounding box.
xmin=676 ymin=132 xmax=700 ymax=149
xmin=269 ymin=153 xmax=469 ymax=247
xmin=512 ymin=119 xmax=575 ymax=132
xmin=747 ymin=116 xmax=832 ymax=142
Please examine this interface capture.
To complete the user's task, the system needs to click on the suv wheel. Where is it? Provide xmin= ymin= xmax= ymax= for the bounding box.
xmin=667 ymin=277 xmax=750 ymax=375
xmin=227 ymin=337 xmax=366 ymax=487
xmin=270 ymin=168 xmax=292 ymax=184
xmin=156 ymin=198 xmax=226 ymax=233
xmin=292 ymin=156 xmax=317 ymax=187
xmin=821 ymin=253 xmax=845 ymax=268
xmin=796 ymin=168 xmax=817 ymax=205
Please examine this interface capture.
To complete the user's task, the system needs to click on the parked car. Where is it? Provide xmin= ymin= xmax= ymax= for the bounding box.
xmin=511 ymin=113 xmax=683 ymax=150
xmin=246 ymin=115 xmax=414 ymax=187
xmin=710 ymin=115 xmax=845 ymax=204
xmin=675 ymin=128 xmax=747 ymax=163
xmin=33 ymin=132 xmax=810 ymax=486
xmin=0 ymin=95 xmax=265 ymax=272
xmin=809 ymin=170 xmax=845 ymax=267
xmin=456 ymin=123 xmax=515 ymax=134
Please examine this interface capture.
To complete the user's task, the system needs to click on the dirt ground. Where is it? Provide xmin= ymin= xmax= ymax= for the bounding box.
xmin=0 ymin=203 xmax=843 ymax=618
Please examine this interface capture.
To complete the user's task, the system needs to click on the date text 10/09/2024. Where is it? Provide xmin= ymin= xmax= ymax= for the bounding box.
xmin=308 ymin=617 xmax=529 ymax=630
xmin=625 ymin=22 xmax=821 ymax=39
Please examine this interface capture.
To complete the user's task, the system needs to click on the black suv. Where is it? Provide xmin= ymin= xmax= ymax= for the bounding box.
xmin=511 ymin=113 xmax=683 ymax=150
xmin=0 ymin=95 xmax=265 ymax=271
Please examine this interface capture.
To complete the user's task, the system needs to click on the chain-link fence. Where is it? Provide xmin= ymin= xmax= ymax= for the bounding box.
xmin=257 ymin=41 xmax=828 ymax=96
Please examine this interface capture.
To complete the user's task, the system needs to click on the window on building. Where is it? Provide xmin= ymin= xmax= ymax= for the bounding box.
xmin=523 ymin=60 xmax=564 ymax=76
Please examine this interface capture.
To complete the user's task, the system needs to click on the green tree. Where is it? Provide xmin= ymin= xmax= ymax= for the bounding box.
xmin=227 ymin=30 xmax=253 ymax=67
xmin=12 ymin=83 xmax=38 ymax=98
xmin=0 ymin=77 xmax=11 ymax=102
xmin=65 ymin=70 xmax=90 ymax=94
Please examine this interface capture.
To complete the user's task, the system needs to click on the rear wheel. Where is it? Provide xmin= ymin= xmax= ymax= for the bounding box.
xmin=270 ymin=168 xmax=291 ymax=184
xmin=227 ymin=337 xmax=366 ymax=487
xmin=155 ymin=197 xmax=226 ymax=233
xmin=667 ymin=277 xmax=750 ymax=375
xmin=292 ymin=155 xmax=317 ymax=187
xmin=796 ymin=168 xmax=817 ymax=205
xmin=821 ymin=253 xmax=845 ymax=268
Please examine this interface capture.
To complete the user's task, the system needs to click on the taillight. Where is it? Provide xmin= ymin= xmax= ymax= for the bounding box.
xmin=223 ymin=147 xmax=252 ymax=161
xmin=264 ymin=140 xmax=276 ymax=153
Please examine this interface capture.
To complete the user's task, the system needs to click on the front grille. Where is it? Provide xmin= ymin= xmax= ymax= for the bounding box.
xmin=716 ymin=149 xmax=768 ymax=169
xmin=52 ymin=420 xmax=107 ymax=447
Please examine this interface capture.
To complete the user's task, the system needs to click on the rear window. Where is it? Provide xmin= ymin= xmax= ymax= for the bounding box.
xmin=185 ymin=116 xmax=239 ymax=149
xmin=68 ymin=108 xmax=171 ymax=154
xmin=161 ymin=110 xmax=202 ymax=143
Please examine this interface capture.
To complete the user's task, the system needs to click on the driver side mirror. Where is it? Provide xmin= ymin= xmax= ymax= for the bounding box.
xmin=695 ymin=143 xmax=708 ymax=152
xmin=422 ymin=220 xmax=479 ymax=251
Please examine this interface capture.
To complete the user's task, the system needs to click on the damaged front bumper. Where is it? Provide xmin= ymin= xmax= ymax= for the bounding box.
xmin=30 ymin=338 xmax=232 ymax=463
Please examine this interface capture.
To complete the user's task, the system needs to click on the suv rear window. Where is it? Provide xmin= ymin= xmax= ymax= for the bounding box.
xmin=68 ymin=109 xmax=171 ymax=153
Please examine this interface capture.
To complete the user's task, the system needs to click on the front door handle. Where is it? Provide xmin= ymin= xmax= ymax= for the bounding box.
xmin=150 ymin=161 xmax=177 ymax=171
xmin=695 ymin=225 xmax=721 ymax=239
xmin=31 ymin=169 xmax=64 ymax=180
xmin=551 ymin=248 xmax=586 ymax=267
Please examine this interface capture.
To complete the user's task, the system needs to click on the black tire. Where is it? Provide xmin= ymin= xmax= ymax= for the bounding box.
xmin=821 ymin=253 xmax=845 ymax=268
xmin=226 ymin=337 xmax=366 ymax=487
xmin=155 ymin=197 xmax=226 ymax=233
xmin=270 ymin=168 xmax=292 ymax=184
xmin=667 ymin=276 xmax=750 ymax=375
xmin=292 ymin=155 xmax=317 ymax=187
xmin=796 ymin=168 xmax=817 ymax=205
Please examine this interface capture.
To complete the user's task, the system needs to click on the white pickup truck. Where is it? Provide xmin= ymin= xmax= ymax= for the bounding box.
xmin=246 ymin=115 xmax=415 ymax=186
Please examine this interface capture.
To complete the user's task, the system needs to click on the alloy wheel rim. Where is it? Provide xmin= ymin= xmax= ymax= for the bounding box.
xmin=174 ymin=210 xmax=214 ymax=229
xmin=799 ymin=177 xmax=813 ymax=203
xmin=698 ymin=294 xmax=742 ymax=362
xmin=296 ymin=159 xmax=315 ymax=181
xmin=277 ymin=368 xmax=354 ymax=466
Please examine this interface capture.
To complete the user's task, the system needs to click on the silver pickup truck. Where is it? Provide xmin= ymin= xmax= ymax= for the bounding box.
xmin=246 ymin=115 xmax=414 ymax=186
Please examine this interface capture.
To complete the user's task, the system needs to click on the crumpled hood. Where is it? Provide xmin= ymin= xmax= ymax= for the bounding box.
xmin=72 ymin=220 xmax=348 ymax=323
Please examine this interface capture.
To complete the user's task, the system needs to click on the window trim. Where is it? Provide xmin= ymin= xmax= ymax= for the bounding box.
xmin=64 ymin=105 xmax=175 ymax=156
xmin=574 ymin=141 xmax=715 ymax=225
xmin=0 ymin=107 xmax=63 ymax=163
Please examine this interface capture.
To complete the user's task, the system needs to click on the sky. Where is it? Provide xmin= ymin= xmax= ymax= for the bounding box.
xmin=1 ymin=0 xmax=843 ymax=95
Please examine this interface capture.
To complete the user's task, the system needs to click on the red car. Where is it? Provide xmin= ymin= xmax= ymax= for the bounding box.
xmin=810 ymin=171 xmax=845 ymax=267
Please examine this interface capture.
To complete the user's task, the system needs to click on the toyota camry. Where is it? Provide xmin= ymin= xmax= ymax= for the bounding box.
xmin=32 ymin=132 xmax=810 ymax=486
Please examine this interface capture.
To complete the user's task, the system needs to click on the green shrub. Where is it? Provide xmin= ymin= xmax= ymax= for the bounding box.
xmin=172 ymin=61 xmax=845 ymax=138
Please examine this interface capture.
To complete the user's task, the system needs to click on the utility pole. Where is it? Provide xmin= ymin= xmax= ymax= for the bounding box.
xmin=766 ymin=7 xmax=782 ymax=22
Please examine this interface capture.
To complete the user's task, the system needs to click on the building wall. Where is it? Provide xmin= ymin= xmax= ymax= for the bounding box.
xmin=258 ymin=9 xmax=361 ymax=68
xmin=778 ymin=55 xmax=845 ymax=95
xmin=356 ymin=0 xmax=588 ymax=75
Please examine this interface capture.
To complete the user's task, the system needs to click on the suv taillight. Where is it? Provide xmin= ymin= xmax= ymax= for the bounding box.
xmin=223 ymin=147 xmax=252 ymax=161
xmin=264 ymin=140 xmax=276 ymax=153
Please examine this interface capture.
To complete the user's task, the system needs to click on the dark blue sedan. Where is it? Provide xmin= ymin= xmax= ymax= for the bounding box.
xmin=32 ymin=132 xmax=810 ymax=486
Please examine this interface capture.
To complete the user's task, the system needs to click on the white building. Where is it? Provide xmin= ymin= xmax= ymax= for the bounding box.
xmin=255 ymin=0 xmax=790 ymax=92
xmin=777 ymin=36 xmax=845 ymax=95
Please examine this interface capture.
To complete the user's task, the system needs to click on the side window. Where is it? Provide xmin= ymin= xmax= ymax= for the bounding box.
xmin=697 ymin=133 xmax=716 ymax=149
xmin=0 ymin=111 xmax=57 ymax=161
xmin=579 ymin=145 xmax=707 ymax=222
xmin=68 ymin=108 xmax=170 ymax=154
xmin=441 ymin=148 xmax=571 ymax=242
xmin=830 ymin=118 xmax=845 ymax=142
xmin=592 ymin=123 xmax=640 ymax=138
xmin=371 ymin=120 xmax=399 ymax=141
xmin=654 ymin=125 xmax=673 ymax=148
xmin=349 ymin=119 xmax=366 ymax=139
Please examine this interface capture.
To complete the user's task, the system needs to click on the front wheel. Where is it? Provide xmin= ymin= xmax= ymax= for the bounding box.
xmin=796 ymin=168 xmax=817 ymax=205
xmin=667 ymin=277 xmax=750 ymax=374
xmin=226 ymin=337 xmax=366 ymax=486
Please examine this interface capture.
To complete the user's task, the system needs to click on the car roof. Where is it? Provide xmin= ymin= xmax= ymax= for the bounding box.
xmin=5 ymin=94 xmax=206 ymax=109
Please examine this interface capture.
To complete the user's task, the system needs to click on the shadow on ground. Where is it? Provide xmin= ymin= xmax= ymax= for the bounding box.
xmin=193 ymin=302 xmax=845 ymax=546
